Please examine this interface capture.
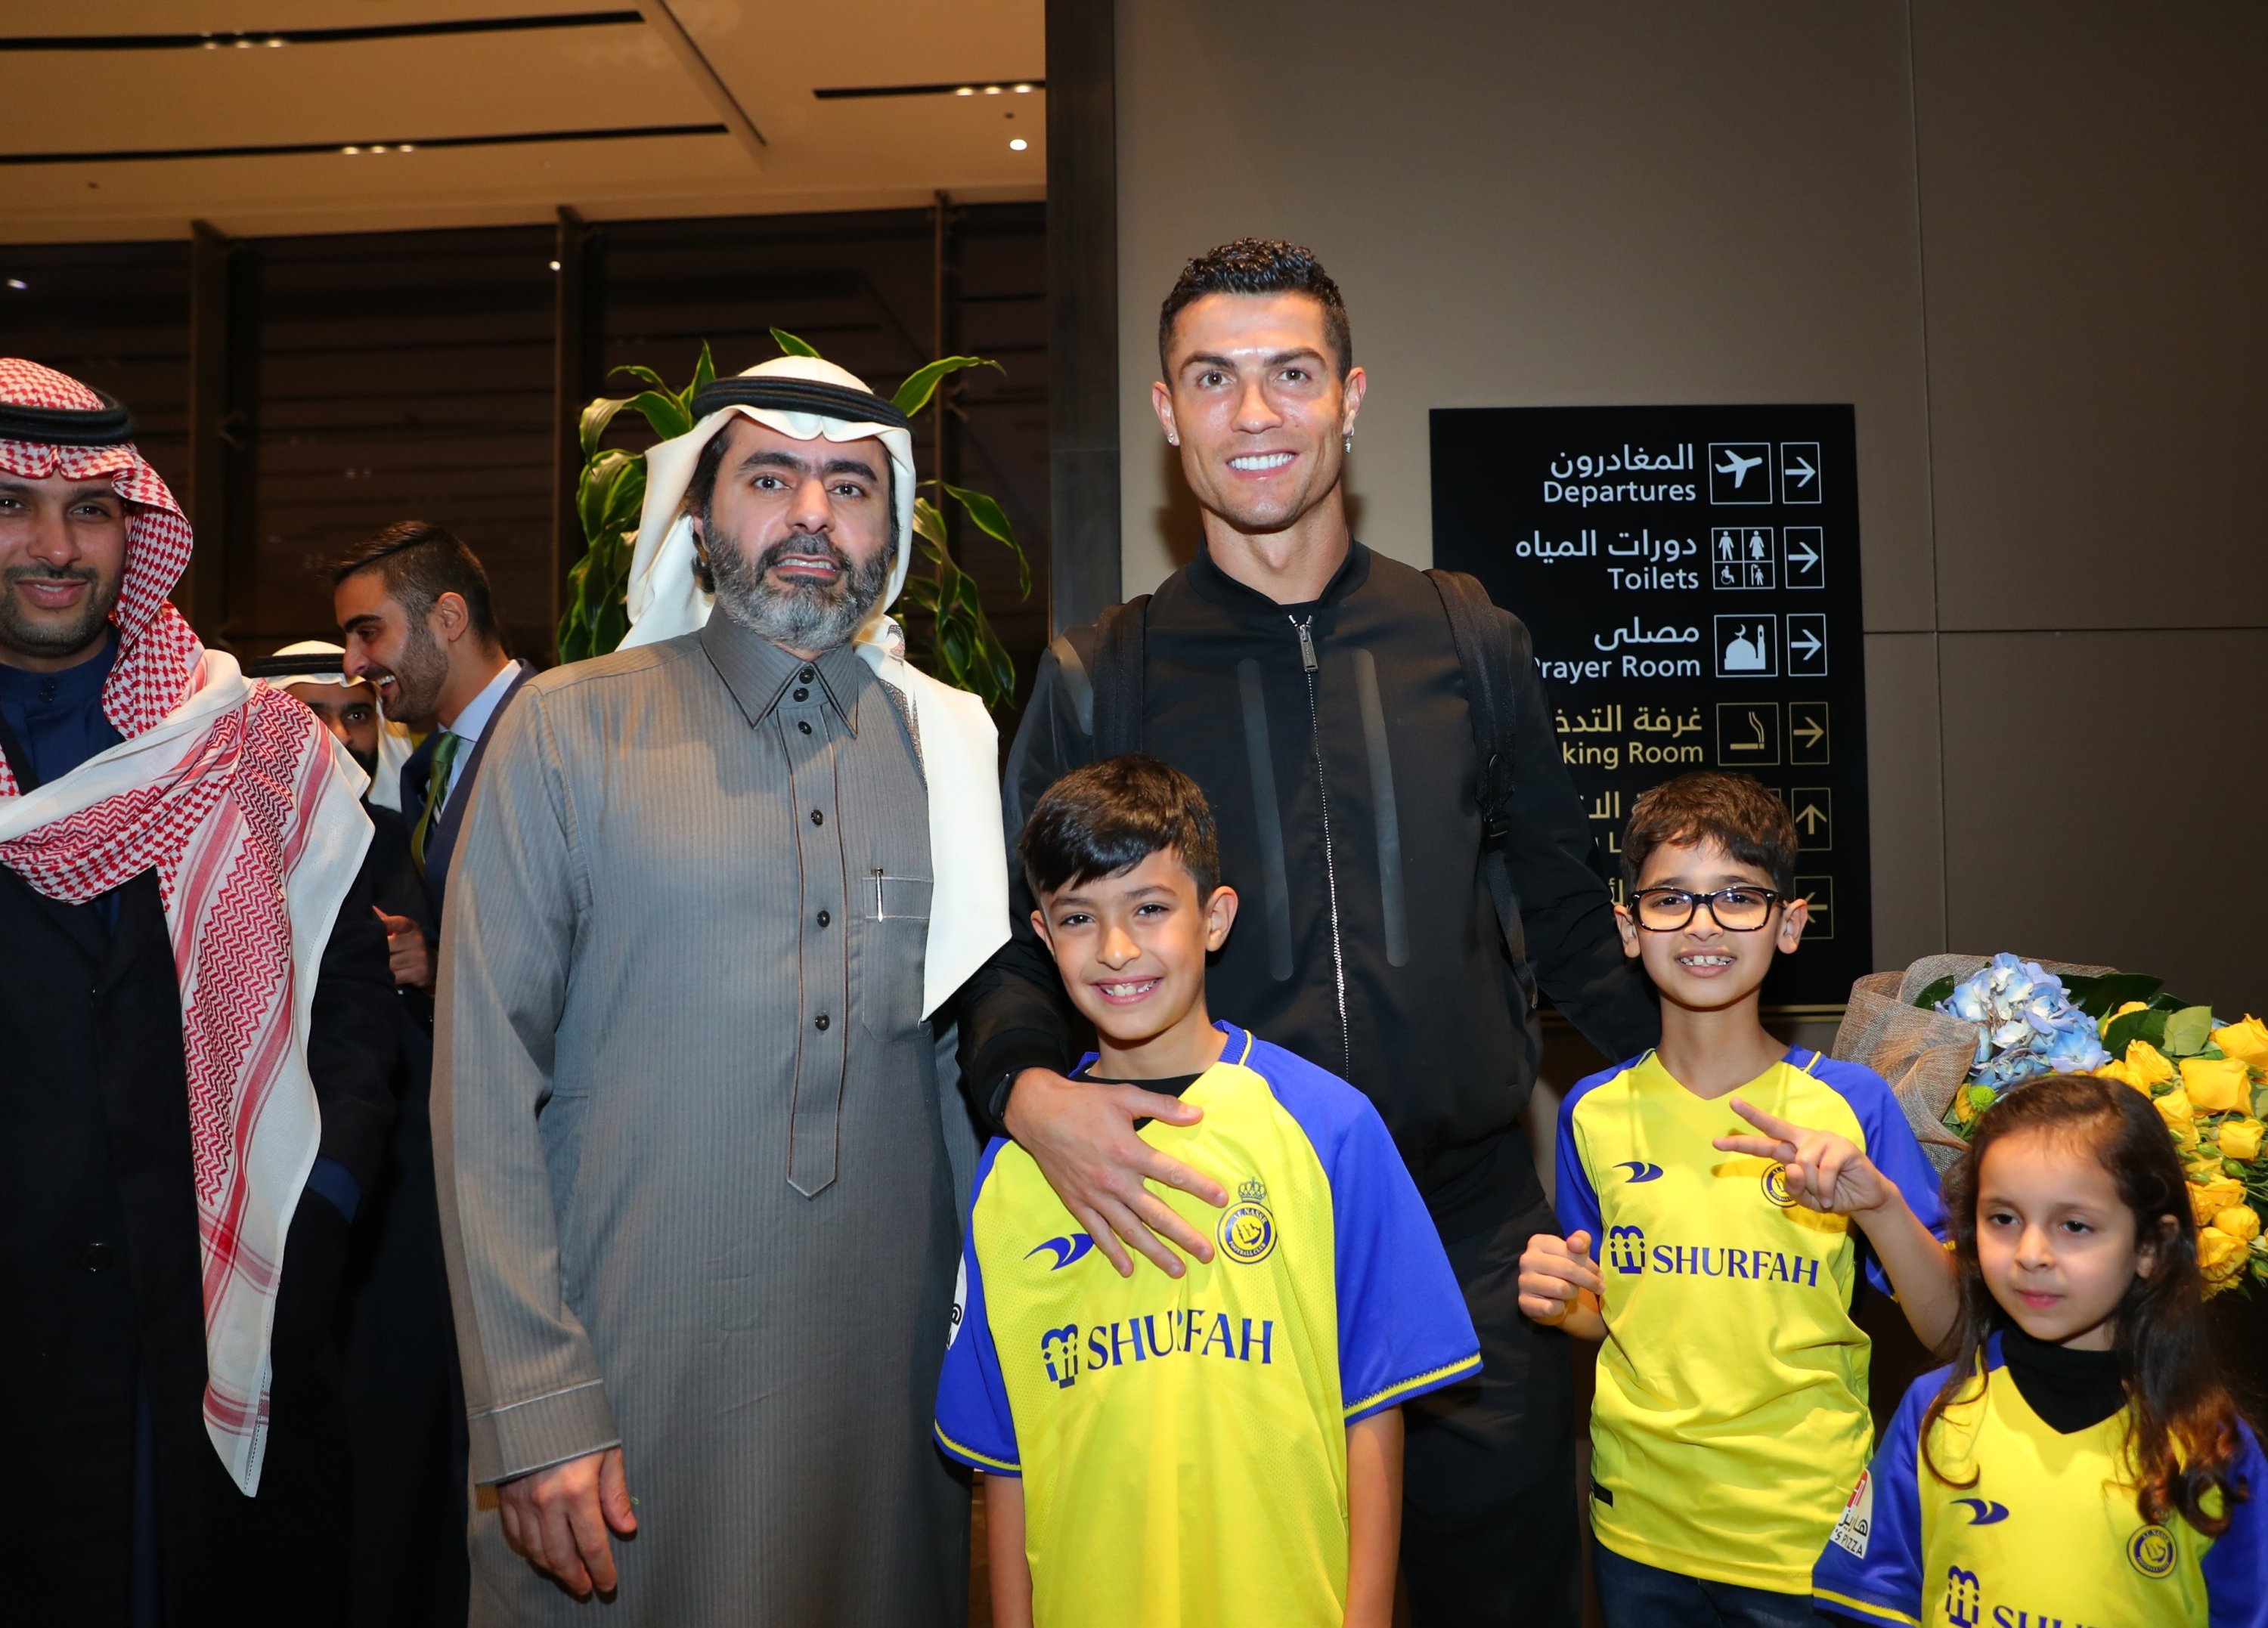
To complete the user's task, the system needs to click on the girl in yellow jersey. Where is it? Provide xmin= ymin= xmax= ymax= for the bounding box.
xmin=1814 ymin=1073 xmax=2267 ymax=1628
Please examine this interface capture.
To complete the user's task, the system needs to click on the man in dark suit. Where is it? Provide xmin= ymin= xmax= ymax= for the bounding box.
xmin=0 ymin=362 xmax=398 ymax=1626
xmin=248 ymin=641 xmax=470 ymax=1628
xmin=332 ymin=521 xmax=534 ymax=958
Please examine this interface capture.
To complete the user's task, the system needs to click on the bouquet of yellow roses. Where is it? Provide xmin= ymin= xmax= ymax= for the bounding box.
xmin=1922 ymin=961 xmax=2268 ymax=1297
xmin=2093 ymin=1004 xmax=2268 ymax=1296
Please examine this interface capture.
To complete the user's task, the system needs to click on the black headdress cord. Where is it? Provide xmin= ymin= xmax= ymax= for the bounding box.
xmin=0 ymin=391 xmax=139 ymax=447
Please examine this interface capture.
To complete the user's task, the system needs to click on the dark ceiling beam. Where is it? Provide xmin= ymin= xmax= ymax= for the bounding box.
xmin=1 ymin=125 xmax=728 ymax=167
xmin=1045 ymin=0 xmax=1120 ymax=629
xmin=0 ymin=14 xmax=643 ymax=51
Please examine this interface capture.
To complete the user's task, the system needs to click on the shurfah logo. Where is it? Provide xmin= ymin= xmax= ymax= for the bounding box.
xmin=1606 ymin=1225 xmax=1647 ymax=1275
xmin=1040 ymin=1325 xmax=1080 ymax=1389
xmin=1949 ymin=1499 xmax=2009 ymax=1526
xmin=1219 ymin=1177 xmax=1278 ymax=1264
xmin=1613 ymin=1160 xmax=1664 ymax=1183
xmin=1942 ymin=1566 xmax=1981 ymax=1628
xmin=1828 ymin=1470 xmax=1873 ymax=1558
xmin=2128 ymin=1524 xmax=2178 ymax=1578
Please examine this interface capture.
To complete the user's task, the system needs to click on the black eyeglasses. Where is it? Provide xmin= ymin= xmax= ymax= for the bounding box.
xmin=1631 ymin=886 xmax=1784 ymax=932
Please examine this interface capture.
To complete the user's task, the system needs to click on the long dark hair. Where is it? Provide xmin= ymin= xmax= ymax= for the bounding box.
xmin=1923 ymin=1072 xmax=2246 ymax=1533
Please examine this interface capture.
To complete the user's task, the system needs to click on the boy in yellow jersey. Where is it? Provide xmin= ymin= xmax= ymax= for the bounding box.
xmin=935 ymin=755 xmax=1479 ymax=1628
xmin=1519 ymin=771 xmax=1960 ymax=1626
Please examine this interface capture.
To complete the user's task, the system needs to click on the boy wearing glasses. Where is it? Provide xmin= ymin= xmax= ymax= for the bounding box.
xmin=1519 ymin=771 xmax=1955 ymax=1628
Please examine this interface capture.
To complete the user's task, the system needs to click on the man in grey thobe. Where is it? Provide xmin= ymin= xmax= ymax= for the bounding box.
xmin=437 ymin=357 xmax=1008 ymax=1623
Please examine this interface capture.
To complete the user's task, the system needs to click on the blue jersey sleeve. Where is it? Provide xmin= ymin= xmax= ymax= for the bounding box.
xmin=1554 ymin=1066 xmax=1616 ymax=1243
xmin=1249 ymin=1037 xmax=1480 ymax=1424
xmin=1819 ymin=1056 xmax=1947 ymax=1297
xmin=932 ymin=1141 xmax=1021 ymax=1476
xmin=1328 ymin=1098 xmax=1482 ymax=1422
xmin=2205 ymin=1422 xmax=2268 ymax=1628
xmin=1814 ymin=1370 xmax=1929 ymax=1626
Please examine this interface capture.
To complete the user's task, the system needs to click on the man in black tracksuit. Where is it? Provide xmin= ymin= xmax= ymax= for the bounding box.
xmin=959 ymin=242 xmax=1659 ymax=1624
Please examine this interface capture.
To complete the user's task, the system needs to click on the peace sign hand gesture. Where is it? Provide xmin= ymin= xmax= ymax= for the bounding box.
xmin=1712 ymin=1098 xmax=1894 ymax=1218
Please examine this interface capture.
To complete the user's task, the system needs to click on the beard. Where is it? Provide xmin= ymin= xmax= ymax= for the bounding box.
xmin=0 ymin=561 xmax=123 ymax=663
xmin=706 ymin=524 xmax=894 ymax=652
xmin=367 ymin=618 xmax=451 ymax=729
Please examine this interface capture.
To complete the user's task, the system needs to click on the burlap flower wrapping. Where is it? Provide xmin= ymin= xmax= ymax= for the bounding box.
xmin=1831 ymin=953 xmax=2114 ymax=1170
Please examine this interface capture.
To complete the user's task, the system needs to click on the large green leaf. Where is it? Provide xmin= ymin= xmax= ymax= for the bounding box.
xmin=2103 ymin=1006 xmax=2170 ymax=1057
xmin=940 ymin=481 xmax=1030 ymax=596
xmin=685 ymin=339 xmax=717 ymax=409
xmin=609 ymin=364 xmax=673 ymax=395
xmin=912 ymin=495 xmax=950 ymax=549
xmin=1913 ymin=975 xmax=1959 ymax=1011
xmin=2060 ymin=971 xmax=2165 ymax=1018
xmin=771 ymin=327 xmax=820 ymax=358
xmin=580 ymin=395 xmax=633 ymax=460
xmin=892 ymin=355 xmax=1002 ymax=418
xmin=621 ymin=390 xmax=692 ymax=443
xmin=2163 ymin=1005 xmax=2217 ymax=1058
xmin=578 ymin=450 xmax=638 ymax=546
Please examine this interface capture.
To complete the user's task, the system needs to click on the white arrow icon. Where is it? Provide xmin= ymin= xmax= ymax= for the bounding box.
xmin=1790 ymin=627 xmax=1824 ymax=662
xmin=1788 ymin=534 xmax=1820 ymax=572
xmin=1786 ymin=453 xmax=1817 ymax=489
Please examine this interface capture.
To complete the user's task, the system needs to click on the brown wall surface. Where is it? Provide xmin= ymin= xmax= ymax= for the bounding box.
xmin=1113 ymin=0 xmax=2267 ymax=1009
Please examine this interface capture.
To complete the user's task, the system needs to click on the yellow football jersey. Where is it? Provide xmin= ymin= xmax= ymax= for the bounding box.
xmin=1557 ymin=1048 xmax=1945 ymax=1593
xmin=934 ymin=1024 xmax=1479 ymax=1627
xmin=1814 ymin=1340 xmax=2268 ymax=1626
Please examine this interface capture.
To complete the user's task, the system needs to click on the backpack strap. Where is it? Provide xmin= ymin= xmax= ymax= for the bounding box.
xmin=1089 ymin=593 xmax=1151 ymax=760
xmin=1426 ymin=568 xmax=1533 ymax=987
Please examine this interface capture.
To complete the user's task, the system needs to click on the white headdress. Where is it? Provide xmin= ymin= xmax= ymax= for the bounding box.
xmin=253 ymin=640 xmax=417 ymax=814
xmin=618 ymin=356 xmax=1006 ymax=1017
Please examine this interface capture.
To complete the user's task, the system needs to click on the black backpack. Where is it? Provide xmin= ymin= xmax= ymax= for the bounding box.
xmin=1078 ymin=570 xmax=1532 ymax=979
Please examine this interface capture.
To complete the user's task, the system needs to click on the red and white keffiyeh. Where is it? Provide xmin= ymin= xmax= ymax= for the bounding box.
xmin=0 ymin=358 xmax=371 ymax=1494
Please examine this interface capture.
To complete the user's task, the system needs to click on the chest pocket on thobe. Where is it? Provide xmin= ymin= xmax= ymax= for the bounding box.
xmin=857 ymin=871 xmax=931 ymax=1039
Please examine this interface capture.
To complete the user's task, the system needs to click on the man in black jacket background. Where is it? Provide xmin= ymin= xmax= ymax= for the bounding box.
xmin=960 ymin=243 xmax=1659 ymax=1624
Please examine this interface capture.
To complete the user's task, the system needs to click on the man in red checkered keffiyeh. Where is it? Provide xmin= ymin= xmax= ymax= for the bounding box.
xmin=0 ymin=358 xmax=400 ymax=1623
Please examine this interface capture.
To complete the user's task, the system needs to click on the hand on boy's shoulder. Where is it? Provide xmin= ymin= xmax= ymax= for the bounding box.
xmin=1711 ymin=1097 xmax=1896 ymax=1217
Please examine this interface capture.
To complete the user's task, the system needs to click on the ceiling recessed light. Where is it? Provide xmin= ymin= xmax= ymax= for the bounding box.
xmin=984 ymin=84 xmax=1002 ymax=94
xmin=1013 ymin=83 xmax=1033 ymax=93
xmin=267 ymin=38 xmax=284 ymax=47
xmin=549 ymin=260 xmax=562 ymax=271
xmin=398 ymin=144 xmax=415 ymax=153
xmin=1009 ymin=138 xmax=1028 ymax=151
xmin=370 ymin=144 xmax=389 ymax=153
xmin=955 ymin=85 xmax=974 ymax=96
xmin=5 ymin=280 xmax=26 ymax=291
xmin=342 ymin=145 xmax=361 ymax=154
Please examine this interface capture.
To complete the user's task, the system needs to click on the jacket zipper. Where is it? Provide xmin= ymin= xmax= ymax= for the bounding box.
xmin=1290 ymin=614 xmax=1352 ymax=1081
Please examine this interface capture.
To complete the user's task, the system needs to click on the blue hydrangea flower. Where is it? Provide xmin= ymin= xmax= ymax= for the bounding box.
xmin=1938 ymin=955 xmax=2102 ymax=1097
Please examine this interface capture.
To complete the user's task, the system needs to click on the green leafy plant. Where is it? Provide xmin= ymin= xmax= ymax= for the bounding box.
xmin=555 ymin=330 xmax=1031 ymax=711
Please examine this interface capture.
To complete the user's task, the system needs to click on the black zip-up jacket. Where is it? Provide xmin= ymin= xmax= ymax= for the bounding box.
xmin=962 ymin=540 xmax=1659 ymax=1238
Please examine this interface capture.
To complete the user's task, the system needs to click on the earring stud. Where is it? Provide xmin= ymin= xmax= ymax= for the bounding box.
xmin=1343 ymin=435 xmax=1354 ymax=453
xmin=1167 ymin=434 xmax=1180 ymax=447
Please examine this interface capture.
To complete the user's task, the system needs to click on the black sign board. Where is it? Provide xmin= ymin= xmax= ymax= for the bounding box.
xmin=1431 ymin=405 xmax=1869 ymax=1011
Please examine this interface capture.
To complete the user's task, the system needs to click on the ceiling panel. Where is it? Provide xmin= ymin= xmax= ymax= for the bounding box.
xmin=41 ymin=0 xmax=613 ymax=32
xmin=9 ymin=27 xmax=686 ymax=151
xmin=0 ymin=1 xmax=1044 ymax=242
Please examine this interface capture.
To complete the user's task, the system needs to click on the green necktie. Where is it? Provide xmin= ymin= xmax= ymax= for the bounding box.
xmin=411 ymin=730 xmax=463 ymax=875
